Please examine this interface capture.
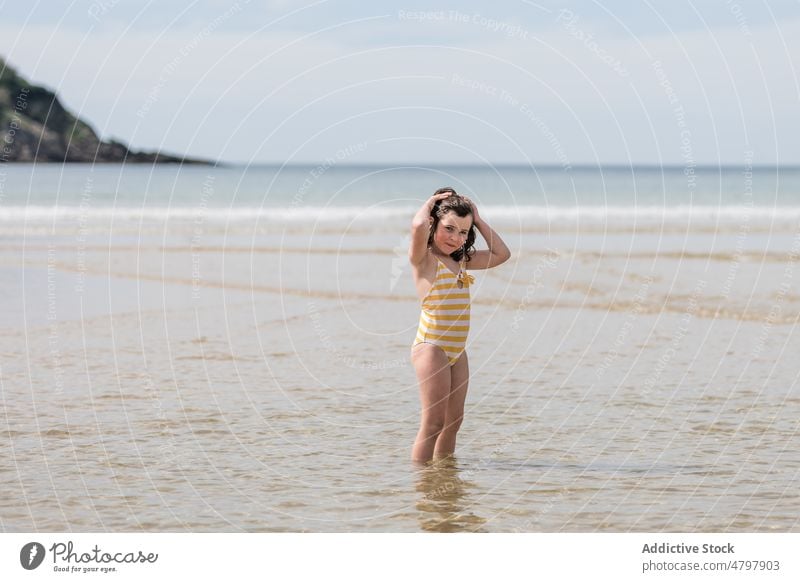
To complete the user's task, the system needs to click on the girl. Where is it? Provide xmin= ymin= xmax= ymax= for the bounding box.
xmin=409 ymin=187 xmax=511 ymax=462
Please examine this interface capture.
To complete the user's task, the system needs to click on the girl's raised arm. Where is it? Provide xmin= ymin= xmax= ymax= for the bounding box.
xmin=408 ymin=192 xmax=452 ymax=266
xmin=461 ymin=196 xmax=512 ymax=269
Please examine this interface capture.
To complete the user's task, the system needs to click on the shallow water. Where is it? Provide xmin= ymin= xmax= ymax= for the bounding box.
xmin=2 ymin=193 xmax=800 ymax=531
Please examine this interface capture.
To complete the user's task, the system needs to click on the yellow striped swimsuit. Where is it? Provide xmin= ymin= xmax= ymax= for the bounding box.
xmin=412 ymin=255 xmax=475 ymax=366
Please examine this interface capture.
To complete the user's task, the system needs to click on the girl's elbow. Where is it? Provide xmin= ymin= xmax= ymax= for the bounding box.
xmin=486 ymin=250 xmax=511 ymax=268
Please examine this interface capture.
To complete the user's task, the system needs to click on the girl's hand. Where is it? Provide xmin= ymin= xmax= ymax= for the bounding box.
xmin=427 ymin=191 xmax=453 ymax=208
xmin=461 ymin=195 xmax=482 ymax=225
xmin=425 ymin=191 xmax=453 ymax=224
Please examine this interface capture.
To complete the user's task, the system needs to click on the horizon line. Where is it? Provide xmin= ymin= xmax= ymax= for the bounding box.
xmin=211 ymin=161 xmax=800 ymax=170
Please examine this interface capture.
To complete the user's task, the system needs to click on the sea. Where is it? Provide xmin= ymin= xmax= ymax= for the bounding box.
xmin=1 ymin=162 xmax=799 ymax=532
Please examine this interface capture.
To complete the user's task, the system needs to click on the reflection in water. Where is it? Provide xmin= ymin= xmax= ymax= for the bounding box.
xmin=414 ymin=457 xmax=488 ymax=532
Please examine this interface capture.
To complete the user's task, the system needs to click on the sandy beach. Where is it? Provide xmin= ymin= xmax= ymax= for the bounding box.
xmin=1 ymin=208 xmax=799 ymax=532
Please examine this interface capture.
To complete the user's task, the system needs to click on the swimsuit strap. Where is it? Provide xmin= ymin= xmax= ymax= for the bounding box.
xmin=457 ymin=253 xmax=475 ymax=288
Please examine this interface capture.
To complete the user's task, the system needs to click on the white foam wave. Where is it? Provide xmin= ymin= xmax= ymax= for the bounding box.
xmin=2 ymin=204 xmax=799 ymax=229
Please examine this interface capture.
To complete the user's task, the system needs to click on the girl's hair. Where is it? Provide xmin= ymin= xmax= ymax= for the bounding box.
xmin=428 ymin=187 xmax=476 ymax=263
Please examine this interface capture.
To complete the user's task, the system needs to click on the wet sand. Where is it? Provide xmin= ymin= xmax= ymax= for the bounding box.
xmin=1 ymin=215 xmax=799 ymax=531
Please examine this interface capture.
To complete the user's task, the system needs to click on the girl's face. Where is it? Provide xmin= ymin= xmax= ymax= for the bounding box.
xmin=433 ymin=211 xmax=473 ymax=254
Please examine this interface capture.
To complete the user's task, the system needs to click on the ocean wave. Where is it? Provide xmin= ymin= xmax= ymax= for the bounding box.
xmin=2 ymin=204 xmax=799 ymax=227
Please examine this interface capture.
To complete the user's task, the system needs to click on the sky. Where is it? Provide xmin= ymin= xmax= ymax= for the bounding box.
xmin=1 ymin=0 xmax=798 ymax=165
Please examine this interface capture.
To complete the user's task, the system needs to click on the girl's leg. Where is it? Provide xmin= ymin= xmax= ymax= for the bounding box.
xmin=411 ymin=344 xmax=452 ymax=462
xmin=434 ymin=351 xmax=469 ymax=458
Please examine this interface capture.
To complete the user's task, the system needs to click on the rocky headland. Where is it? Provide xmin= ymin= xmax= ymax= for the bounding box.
xmin=1 ymin=57 xmax=211 ymax=164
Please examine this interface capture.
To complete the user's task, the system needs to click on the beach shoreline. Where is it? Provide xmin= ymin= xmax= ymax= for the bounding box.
xmin=1 ymin=211 xmax=798 ymax=531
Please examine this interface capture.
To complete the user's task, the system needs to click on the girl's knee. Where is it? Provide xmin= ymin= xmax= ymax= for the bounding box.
xmin=420 ymin=416 xmax=445 ymax=437
xmin=443 ymin=415 xmax=464 ymax=434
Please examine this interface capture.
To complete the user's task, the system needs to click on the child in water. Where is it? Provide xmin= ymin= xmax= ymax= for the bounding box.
xmin=409 ymin=187 xmax=511 ymax=462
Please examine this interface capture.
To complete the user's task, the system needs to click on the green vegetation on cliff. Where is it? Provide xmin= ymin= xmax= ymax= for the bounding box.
xmin=1 ymin=57 xmax=210 ymax=164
